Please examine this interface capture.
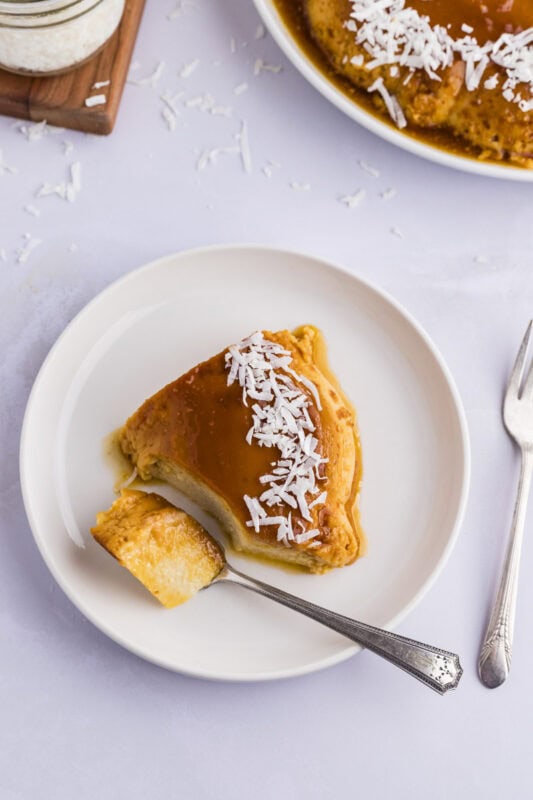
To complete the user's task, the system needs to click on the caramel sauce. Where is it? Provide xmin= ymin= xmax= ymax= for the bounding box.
xmin=408 ymin=0 xmax=533 ymax=40
xmin=103 ymin=429 xmax=138 ymax=492
xmin=272 ymin=0 xmax=533 ymax=163
xmin=126 ymin=347 xmax=331 ymax=545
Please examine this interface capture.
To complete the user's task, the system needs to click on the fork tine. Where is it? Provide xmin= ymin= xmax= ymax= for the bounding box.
xmin=507 ymin=320 xmax=533 ymax=398
xmin=521 ymin=325 xmax=533 ymax=398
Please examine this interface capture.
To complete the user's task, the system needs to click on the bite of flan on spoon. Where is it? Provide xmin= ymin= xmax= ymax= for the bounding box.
xmin=91 ymin=489 xmax=225 ymax=607
xmin=119 ymin=326 xmax=365 ymax=574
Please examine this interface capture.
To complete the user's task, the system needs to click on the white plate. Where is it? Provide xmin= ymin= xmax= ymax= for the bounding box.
xmin=253 ymin=0 xmax=533 ymax=182
xmin=20 ymin=245 xmax=470 ymax=681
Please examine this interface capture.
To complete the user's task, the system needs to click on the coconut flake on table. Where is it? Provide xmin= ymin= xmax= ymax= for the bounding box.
xmin=179 ymin=59 xmax=200 ymax=78
xmin=255 ymin=24 xmax=266 ymax=40
xmin=380 ymin=187 xmax=397 ymax=200
xmin=185 ymin=93 xmax=232 ymax=116
xmin=339 ymin=189 xmax=366 ymax=208
xmin=62 ymin=140 xmax=75 ymax=156
xmin=391 ymin=226 xmax=405 ymax=239
xmin=290 ymin=181 xmax=311 ymax=191
xmin=16 ymin=236 xmax=41 ymax=264
xmin=358 ymin=160 xmax=380 ymax=178
xmin=237 ymin=120 xmax=253 ymax=174
xmin=234 ymin=82 xmax=249 ymax=95
xmin=346 ymin=0 xmax=533 ymax=126
xmin=161 ymin=90 xmax=184 ymax=112
xmin=225 ymin=332 xmax=327 ymax=547
xmin=196 ymin=144 xmax=241 ymax=171
xmin=24 ymin=205 xmax=40 ymax=217
xmin=0 ymin=149 xmax=17 ymax=176
xmin=37 ymin=161 xmax=81 ymax=203
xmin=262 ymin=160 xmax=281 ymax=178
xmin=254 ymin=59 xmax=283 ymax=76
xmin=16 ymin=119 xmax=64 ymax=142
xmin=161 ymin=107 xmax=178 ymax=131
xmin=160 ymin=91 xmax=181 ymax=130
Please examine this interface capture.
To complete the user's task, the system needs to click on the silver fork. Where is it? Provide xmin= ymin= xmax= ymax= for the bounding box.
xmin=479 ymin=321 xmax=533 ymax=688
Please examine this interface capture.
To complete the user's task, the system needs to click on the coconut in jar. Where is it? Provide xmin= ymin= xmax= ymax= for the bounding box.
xmin=0 ymin=0 xmax=126 ymax=76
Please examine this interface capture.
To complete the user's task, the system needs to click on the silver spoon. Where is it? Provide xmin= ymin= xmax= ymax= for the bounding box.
xmin=211 ymin=560 xmax=462 ymax=694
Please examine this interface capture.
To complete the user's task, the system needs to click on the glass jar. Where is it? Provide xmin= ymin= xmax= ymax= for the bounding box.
xmin=0 ymin=0 xmax=126 ymax=76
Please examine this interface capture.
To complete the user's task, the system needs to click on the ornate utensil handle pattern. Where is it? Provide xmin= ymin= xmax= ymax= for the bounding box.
xmin=479 ymin=449 xmax=533 ymax=688
xmin=221 ymin=565 xmax=462 ymax=694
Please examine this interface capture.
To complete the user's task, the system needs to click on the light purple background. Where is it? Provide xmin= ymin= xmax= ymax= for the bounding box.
xmin=2 ymin=1 xmax=533 ymax=797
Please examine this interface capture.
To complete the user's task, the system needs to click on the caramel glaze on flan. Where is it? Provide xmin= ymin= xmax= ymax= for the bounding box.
xmin=119 ymin=326 xmax=365 ymax=574
xmin=275 ymin=0 xmax=533 ymax=167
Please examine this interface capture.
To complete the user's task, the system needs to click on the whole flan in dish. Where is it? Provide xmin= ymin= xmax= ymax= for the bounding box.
xmin=119 ymin=326 xmax=365 ymax=574
xmin=275 ymin=0 xmax=533 ymax=168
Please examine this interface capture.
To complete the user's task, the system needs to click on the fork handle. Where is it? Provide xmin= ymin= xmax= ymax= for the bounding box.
xmin=222 ymin=565 xmax=462 ymax=694
xmin=479 ymin=449 xmax=533 ymax=688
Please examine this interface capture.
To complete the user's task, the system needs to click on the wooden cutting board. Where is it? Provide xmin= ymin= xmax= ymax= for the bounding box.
xmin=0 ymin=0 xmax=146 ymax=135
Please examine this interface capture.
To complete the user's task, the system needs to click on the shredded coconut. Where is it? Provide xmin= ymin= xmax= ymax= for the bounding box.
xmin=358 ymin=159 xmax=380 ymax=178
xmin=16 ymin=236 xmax=41 ymax=264
xmin=116 ymin=466 xmax=138 ymax=492
xmin=254 ymin=59 xmax=283 ymax=76
xmin=179 ymin=59 xmax=199 ymax=78
xmin=234 ymin=82 xmax=249 ymax=95
xmin=37 ymin=161 xmax=81 ymax=203
xmin=225 ymin=332 xmax=327 ymax=546
xmin=0 ymin=149 xmax=17 ymax=176
xmin=85 ymin=94 xmax=106 ymax=108
xmin=237 ymin=120 xmax=252 ymax=173
xmin=162 ymin=107 xmax=178 ymax=131
xmin=196 ymin=145 xmax=240 ymax=171
xmin=18 ymin=120 xmax=49 ymax=142
xmin=368 ymin=77 xmax=407 ymax=129
xmin=339 ymin=189 xmax=366 ymax=208
xmin=185 ymin=93 xmax=232 ymax=116
xmin=161 ymin=90 xmax=184 ymax=113
xmin=346 ymin=0 xmax=533 ymax=125
xmin=92 ymin=79 xmax=110 ymax=89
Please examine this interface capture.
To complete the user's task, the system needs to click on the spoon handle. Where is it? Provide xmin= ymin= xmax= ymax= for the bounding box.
xmin=220 ymin=564 xmax=462 ymax=694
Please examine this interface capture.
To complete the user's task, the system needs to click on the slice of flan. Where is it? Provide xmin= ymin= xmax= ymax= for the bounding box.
xmin=91 ymin=489 xmax=225 ymax=607
xmin=119 ymin=326 xmax=365 ymax=574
